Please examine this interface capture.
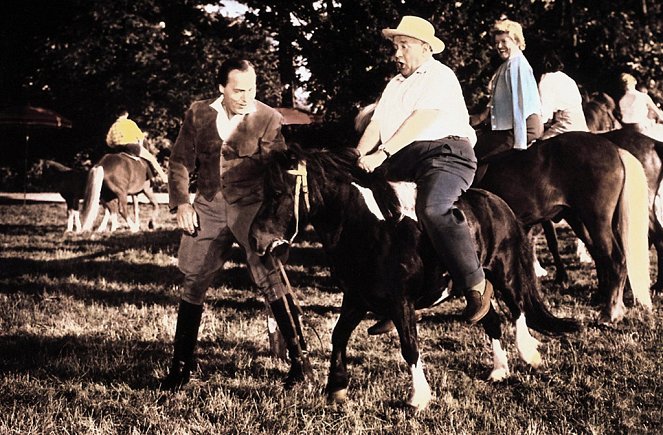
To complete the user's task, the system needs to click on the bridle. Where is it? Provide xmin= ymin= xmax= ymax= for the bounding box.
xmin=284 ymin=160 xmax=311 ymax=244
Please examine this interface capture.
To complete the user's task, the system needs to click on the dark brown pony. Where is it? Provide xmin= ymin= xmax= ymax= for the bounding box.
xmin=80 ymin=153 xmax=158 ymax=232
xmin=602 ymin=128 xmax=663 ymax=290
xmin=251 ymin=145 xmax=578 ymax=410
xmin=474 ymin=132 xmax=651 ymax=322
xmin=543 ymin=127 xmax=663 ymax=291
xmin=35 ymin=159 xmax=88 ymax=232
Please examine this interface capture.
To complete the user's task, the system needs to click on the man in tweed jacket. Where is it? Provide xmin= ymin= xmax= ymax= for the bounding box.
xmin=162 ymin=59 xmax=312 ymax=390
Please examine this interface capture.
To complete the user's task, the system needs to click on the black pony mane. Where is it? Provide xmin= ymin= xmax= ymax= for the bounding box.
xmin=264 ymin=143 xmax=402 ymax=220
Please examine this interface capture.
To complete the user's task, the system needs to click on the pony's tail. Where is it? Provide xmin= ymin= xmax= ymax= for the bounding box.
xmin=520 ymin=280 xmax=581 ymax=335
xmin=617 ymin=148 xmax=652 ymax=308
xmin=80 ymin=166 xmax=104 ymax=232
xmin=508 ymin=225 xmax=581 ymax=335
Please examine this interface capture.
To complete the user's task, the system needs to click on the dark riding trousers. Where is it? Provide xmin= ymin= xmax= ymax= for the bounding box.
xmin=384 ymin=136 xmax=485 ymax=290
xmin=473 ymin=114 xmax=544 ymax=161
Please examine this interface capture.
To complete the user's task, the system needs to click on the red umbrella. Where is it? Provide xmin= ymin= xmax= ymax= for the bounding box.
xmin=275 ymin=107 xmax=318 ymax=125
xmin=0 ymin=105 xmax=73 ymax=202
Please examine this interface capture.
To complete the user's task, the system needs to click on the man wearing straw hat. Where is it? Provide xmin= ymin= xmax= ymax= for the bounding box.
xmin=357 ymin=16 xmax=492 ymax=328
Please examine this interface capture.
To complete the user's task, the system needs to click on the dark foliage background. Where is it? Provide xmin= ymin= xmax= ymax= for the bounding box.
xmin=0 ymin=0 xmax=661 ymax=188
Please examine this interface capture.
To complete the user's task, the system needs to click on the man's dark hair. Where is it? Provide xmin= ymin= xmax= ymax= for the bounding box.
xmin=217 ymin=59 xmax=254 ymax=87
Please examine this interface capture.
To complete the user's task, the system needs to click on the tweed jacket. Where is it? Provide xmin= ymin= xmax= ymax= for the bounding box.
xmin=169 ymin=98 xmax=286 ymax=210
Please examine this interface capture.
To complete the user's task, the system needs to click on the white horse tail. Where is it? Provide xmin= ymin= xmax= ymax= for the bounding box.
xmin=80 ymin=166 xmax=104 ymax=232
xmin=618 ymin=148 xmax=652 ymax=308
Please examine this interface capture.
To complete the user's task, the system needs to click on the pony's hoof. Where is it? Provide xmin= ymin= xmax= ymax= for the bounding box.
xmin=488 ymin=368 xmax=510 ymax=382
xmin=327 ymin=388 xmax=347 ymax=404
xmin=520 ymin=349 xmax=542 ymax=368
xmin=601 ymin=304 xmax=626 ymax=324
xmin=407 ymin=389 xmax=432 ymax=411
xmin=529 ymin=352 xmax=543 ymax=368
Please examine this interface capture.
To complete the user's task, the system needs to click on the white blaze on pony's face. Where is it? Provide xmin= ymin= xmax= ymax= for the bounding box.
xmin=219 ymin=67 xmax=257 ymax=115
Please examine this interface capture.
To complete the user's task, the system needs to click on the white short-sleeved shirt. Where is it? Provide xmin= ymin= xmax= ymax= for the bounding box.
xmin=538 ymin=71 xmax=588 ymax=137
xmin=372 ymin=58 xmax=476 ymax=145
xmin=620 ymin=89 xmax=656 ymax=125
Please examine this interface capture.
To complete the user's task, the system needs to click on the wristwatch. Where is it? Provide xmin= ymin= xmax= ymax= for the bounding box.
xmin=377 ymin=145 xmax=391 ymax=158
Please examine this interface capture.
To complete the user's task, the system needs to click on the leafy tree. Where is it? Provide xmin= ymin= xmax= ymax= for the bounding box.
xmin=2 ymin=0 xmax=661 ymax=168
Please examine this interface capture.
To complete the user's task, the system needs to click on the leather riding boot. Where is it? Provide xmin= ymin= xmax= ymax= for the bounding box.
xmin=269 ymin=295 xmax=314 ymax=389
xmin=160 ymin=300 xmax=203 ymax=391
xmin=463 ymin=279 xmax=493 ymax=324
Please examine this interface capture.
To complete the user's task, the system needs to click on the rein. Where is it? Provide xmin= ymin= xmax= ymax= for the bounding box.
xmin=285 ymin=161 xmax=311 ymax=244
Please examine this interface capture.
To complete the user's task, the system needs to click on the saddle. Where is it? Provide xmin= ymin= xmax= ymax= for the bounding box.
xmin=472 ymin=148 xmax=523 ymax=187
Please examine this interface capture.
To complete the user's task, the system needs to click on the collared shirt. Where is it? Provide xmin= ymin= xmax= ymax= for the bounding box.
xmin=538 ymin=71 xmax=588 ymax=138
xmin=490 ymin=52 xmax=541 ymax=148
xmin=210 ymin=96 xmax=257 ymax=177
xmin=372 ymin=57 xmax=477 ymax=146
xmin=105 ymin=117 xmax=143 ymax=146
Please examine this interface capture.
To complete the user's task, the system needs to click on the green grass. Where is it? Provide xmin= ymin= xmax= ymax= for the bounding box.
xmin=0 ymin=203 xmax=661 ymax=434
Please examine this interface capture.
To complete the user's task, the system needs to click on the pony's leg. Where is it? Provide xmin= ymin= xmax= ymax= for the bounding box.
xmin=73 ymin=210 xmax=81 ymax=233
xmin=392 ymin=300 xmax=431 ymax=411
xmin=117 ymin=193 xmax=139 ymax=232
xmin=528 ymin=226 xmax=548 ymax=278
xmin=514 ymin=313 xmax=542 ymax=368
xmin=66 ymin=209 xmax=75 ymax=233
xmin=142 ymin=184 xmax=159 ymax=230
xmin=110 ymin=212 xmax=119 ymax=232
xmin=132 ymin=194 xmax=140 ymax=226
xmin=567 ymin=216 xmax=627 ymax=322
xmin=480 ymin=304 xmax=510 ymax=381
xmin=326 ymin=296 xmax=366 ymax=404
xmin=653 ymin=240 xmax=663 ymax=292
xmin=540 ymin=221 xmax=571 ymax=285
xmin=575 ymin=239 xmax=593 ymax=264
xmin=96 ymin=208 xmax=111 ymax=232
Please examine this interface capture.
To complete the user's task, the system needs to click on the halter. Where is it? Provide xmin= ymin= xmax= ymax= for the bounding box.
xmin=285 ymin=160 xmax=311 ymax=244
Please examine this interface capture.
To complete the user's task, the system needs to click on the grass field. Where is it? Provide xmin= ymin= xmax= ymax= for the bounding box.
xmin=0 ymin=202 xmax=661 ymax=434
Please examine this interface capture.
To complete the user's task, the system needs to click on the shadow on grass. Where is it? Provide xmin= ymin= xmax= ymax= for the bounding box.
xmin=0 ymin=333 xmax=293 ymax=391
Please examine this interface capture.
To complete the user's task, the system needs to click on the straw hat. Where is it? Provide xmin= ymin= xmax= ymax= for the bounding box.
xmin=382 ymin=16 xmax=445 ymax=54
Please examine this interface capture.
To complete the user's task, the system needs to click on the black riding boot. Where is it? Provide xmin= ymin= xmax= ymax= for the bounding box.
xmin=160 ymin=300 xmax=203 ymax=391
xmin=269 ymin=294 xmax=314 ymax=389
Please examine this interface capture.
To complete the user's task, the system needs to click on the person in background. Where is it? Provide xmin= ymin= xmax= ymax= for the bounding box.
xmin=536 ymin=51 xmax=588 ymax=139
xmin=105 ymin=107 xmax=168 ymax=183
xmin=619 ymin=73 xmax=663 ymax=141
xmin=161 ymin=58 xmax=312 ymax=390
xmin=472 ymin=19 xmax=543 ymax=160
xmin=356 ymin=15 xmax=493 ymax=331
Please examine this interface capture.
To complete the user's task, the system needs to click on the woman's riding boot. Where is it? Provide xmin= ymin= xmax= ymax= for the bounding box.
xmin=269 ymin=294 xmax=314 ymax=389
xmin=160 ymin=300 xmax=203 ymax=391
